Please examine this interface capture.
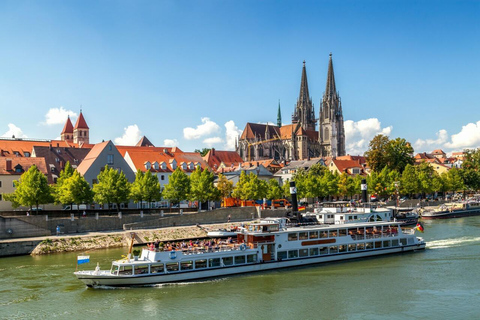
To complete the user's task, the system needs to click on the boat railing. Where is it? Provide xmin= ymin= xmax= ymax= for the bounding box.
xmin=146 ymin=243 xmax=247 ymax=256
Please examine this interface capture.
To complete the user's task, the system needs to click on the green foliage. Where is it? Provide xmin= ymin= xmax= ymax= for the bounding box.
xmin=162 ymin=168 xmax=190 ymax=205
xmin=194 ymin=148 xmax=211 ymax=157
xmin=446 ymin=167 xmax=464 ymax=193
xmin=365 ymin=135 xmax=414 ymax=173
xmin=189 ymin=167 xmax=220 ymax=203
xmin=10 ymin=165 xmax=53 ymax=209
xmin=130 ymin=170 xmax=162 ymax=207
xmin=400 ymin=164 xmax=419 ymax=196
xmin=216 ymin=174 xmax=234 ymax=199
xmin=266 ymin=179 xmax=283 ymax=200
xmin=416 ymin=161 xmax=435 ymax=195
xmin=57 ymin=171 xmax=93 ymax=207
xmin=232 ymin=171 xmax=268 ymax=200
xmin=232 ymin=171 xmax=248 ymax=200
xmin=365 ymin=134 xmax=390 ymax=172
xmin=93 ymin=166 xmax=131 ymax=210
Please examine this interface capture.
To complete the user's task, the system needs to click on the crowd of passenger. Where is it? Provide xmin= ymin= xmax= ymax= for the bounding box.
xmin=146 ymin=237 xmax=237 ymax=252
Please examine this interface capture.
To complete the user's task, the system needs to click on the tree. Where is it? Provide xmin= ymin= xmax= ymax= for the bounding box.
xmin=461 ymin=148 xmax=480 ymax=192
xmin=216 ymin=174 xmax=234 ymax=202
xmin=54 ymin=161 xmax=75 ymax=204
xmin=93 ymin=166 xmax=131 ymax=211
xmin=365 ymin=134 xmax=390 ymax=172
xmin=401 ymin=164 xmax=419 ymax=196
xmin=266 ymin=179 xmax=283 ymax=200
xmin=189 ymin=167 xmax=220 ymax=209
xmin=232 ymin=171 xmax=249 ymax=200
xmin=194 ymin=148 xmax=212 ymax=157
xmin=243 ymin=173 xmax=268 ymax=200
xmin=446 ymin=167 xmax=464 ymax=193
xmin=162 ymin=168 xmax=190 ymax=206
xmin=8 ymin=165 xmax=53 ymax=210
xmin=57 ymin=171 xmax=93 ymax=209
xmin=416 ymin=162 xmax=435 ymax=196
xmin=130 ymin=170 xmax=162 ymax=208
xmin=385 ymin=138 xmax=414 ymax=173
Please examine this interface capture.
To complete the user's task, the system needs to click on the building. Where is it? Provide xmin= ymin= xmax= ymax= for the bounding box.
xmin=203 ymin=148 xmax=244 ymax=173
xmin=237 ymin=54 xmax=345 ymax=161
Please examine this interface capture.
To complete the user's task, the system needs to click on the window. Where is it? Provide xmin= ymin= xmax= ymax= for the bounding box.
xmin=375 ymin=241 xmax=382 ymax=249
xmin=151 ymin=263 xmax=164 ymax=273
xmin=180 ymin=261 xmax=193 ymax=270
xmin=134 ymin=265 xmax=149 ymax=275
xmin=277 ymin=251 xmax=287 ymax=260
xmin=109 ymin=145 xmax=112 ymax=151
xmin=392 ymin=239 xmax=399 ymax=246
xmin=145 ymin=162 xmax=151 ymax=170
xmin=348 ymin=244 xmax=356 ymax=252
xmin=166 ymin=262 xmax=179 ymax=272
xmin=209 ymin=258 xmax=221 ymax=267
xmin=383 ymin=241 xmax=391 ymax=248
xmin=309 ymin=248 xmax=319 ymax=256
xmin=153 ymin=162 xmax=159 ymax=170
xmin=107 ymin=154 xmax=114 ymax=165
xmin=288 ymin=233 xmax=298 ymax=241
xmin=235 ymin=255 xmax=246 ymax=265
xmin=319 ymin=247 xmax=328 ymax=255
xmin=24 ymin=152 xmax=30 ymax=157
xmin=0 ymin=181 xmax=2 ymax=187
xmin=0 ymin=194 xmax=2 ymax=201
xmin=400 ymin=238 xmax=407 ymax=246
xmin=366 ymin=242 xmax=373 ymax=250
xmin=339 ymin=229 xmax=347 ymax=237
xmin=320 ymin=231 xmax=328 ymax=238
xmin=92 ymin=179 xmax=98 ymax=184
xmin=299 ymin=232 xmax=308 ymax=240
xmin=309 ymin=231 xmax=319 ymax=239
xmin=339 ymin=245 xmax=347 ymax=252
xmin=161 ymin=175 xmax=165 ymax=181
xmin=357 ymin=243 xmax=365 ymax=250
xmin=222 ymin=257 xmax=233 ymax=266
xmin=329 ymin=246 xmax=338 ymax=254
xmin=195 ymin=259 xmax=207 ymax=269
xmin=120 ymin=266 xmax=133 ymax=275
xmin=288 ymin=250 xmax=298 ymax=259
xmin=247 ymin=254 xmax=257 ymax=263
xmin=299 ymin=249 xmax=309 ymax=257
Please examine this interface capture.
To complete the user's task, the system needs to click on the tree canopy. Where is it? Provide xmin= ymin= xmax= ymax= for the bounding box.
xmin=7 ymin=165 xmax=53 ymax=210
xmin=130 ymin=170 xmax=162 ymax=208
xmin=162 ymin=168 xmax=191 ymax=205
xmin=93 ymin=166 xmax=131 ymax=211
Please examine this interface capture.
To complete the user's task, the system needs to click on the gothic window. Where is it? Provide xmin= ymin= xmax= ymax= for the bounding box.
xmin=325 ymin=128 xmax=329 ymax=141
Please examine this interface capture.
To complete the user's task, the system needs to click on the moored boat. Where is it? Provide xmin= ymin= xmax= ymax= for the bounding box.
xmin=421 ymin=200 xmax=480 ymax=219
xmin=74 ymin=217 xmax=425 ymax=288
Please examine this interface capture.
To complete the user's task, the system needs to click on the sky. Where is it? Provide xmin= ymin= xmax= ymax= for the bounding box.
xmin=1 ymin=0 xmax=479 ymax=155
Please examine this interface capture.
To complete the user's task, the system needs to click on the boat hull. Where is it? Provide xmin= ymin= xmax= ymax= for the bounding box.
xmin=421 ymin=208 xmax=480 ymax=219
xmin=75 ymin=243 xmax=425 ymax=287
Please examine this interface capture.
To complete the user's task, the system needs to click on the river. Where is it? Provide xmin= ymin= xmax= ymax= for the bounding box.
xmin=1 ymin=217 xmax=479 ymax=319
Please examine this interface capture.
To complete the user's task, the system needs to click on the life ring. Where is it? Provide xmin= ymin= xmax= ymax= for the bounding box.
xmin=240 ymin=244 xmax=246 ymax=251
xmin=169 ymin=250 xmax=177 ymax=259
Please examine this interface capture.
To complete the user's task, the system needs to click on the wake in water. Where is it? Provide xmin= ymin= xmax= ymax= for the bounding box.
xmin=427 ymin=236 xmax=480 ymax=249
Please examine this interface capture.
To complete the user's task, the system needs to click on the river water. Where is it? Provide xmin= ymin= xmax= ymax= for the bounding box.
xmin=1 ymin=217 xmax=479 ymax=320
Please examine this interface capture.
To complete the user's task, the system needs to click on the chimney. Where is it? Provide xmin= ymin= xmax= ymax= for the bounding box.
xmin=57 ymin=143 xmax=59 ymax=147
xmin=60 ymin=161 xmax=64 ymax=169
xmin=6 ymin=159 xmax=12 ymax=171
xmin=211 ymin=148 xmax=215 ymax=156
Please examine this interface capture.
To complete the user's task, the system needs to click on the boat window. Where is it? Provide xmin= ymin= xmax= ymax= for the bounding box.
xmin=365 ymin=242 xmax=373 ymax=250
xmin=383 ymin=240 xmax=390 ymax=248
xmin=299 ymin=232 xmax=308 ymax=240
xmin=309 ymin=231 xmax=319 ymax=239
xmin=247 ymin=254 xmax=257 ymax=263
xmin=209 ymin=258 xmax=221 ymax=268
xmin=400 ymin=238 xmax=407 ymax=246
xmin=329 ymin=230 xmax=337 ymax=237
xmin=320 ymin=231 xmax=328 ymax=238
xmin=339 ymin=245 xmax=347 ymax=253
xmin=299 ymin=249 xmax=309 ymax=257
xmin=277 ymin=251 xmax=287 ymax=260
xmin=181 ymin=261 xmax=193 ymax=270
xmin=120 ymin=265 xmax=133 ymax=275
xmin=288 ymin=250 xmax=298 ymax=259
xmin=134 ymin=265 xmax=149 ymax=275
xmin=347 ymin=228 xmax=356 ymax=236
xmin=375 ymin=241 xmax=382 ymax=249
xmin=318 ymin=214 xmax=323 ymax=219
xmin=288 ymin=233 xmax=298 ymax=241
xmin=223 ymin=257 xmax=234 ymax=266
xmin=392 ymin=239 xmax=399 ymax=246
xmin=339 ymin=229 xmax=347 ymax=237
xmin=357 ymin=243 xmax=365 ymax=250
xmin=166 ymin=263 xmax=179 ymax=272
xmin=310 ymin=247 xmax=319 ymax=256
xmin=319 ymin=247 xmax=328 ymax=255
xmin=329 ymin=246 xmax=338 ymax=254
xmin=408 ymin=238 xmax=414 ymax=245
xmin=235 ymin=255 xmax=246 ymax=264
xmin=348 ymin=244 xmax=356 ymax=252
xmin=195 ymin=259 xmax=207 ymax=269
xmin=151 ymin=263 xmax=164 ymax=273
xmin=111 ymin=265 xmax=120 ymax=275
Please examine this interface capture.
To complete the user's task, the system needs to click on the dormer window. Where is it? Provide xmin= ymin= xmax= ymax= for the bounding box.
xmin=145 ymin=161 xmax=151 ymax=170
xmin=161 ymin=162 xmax=167 ymax=170
xmin=189 ymin=162 xmax=194 ymax=170
xmin=56 ymin=149 xmax=61 ymax=154
xmin=153 ymin=162 xmax=159 ymax=170
xmin=14 ymin=164 xmax=23 ymax=173
xmin=181 ymin=162 xmax=187 ymax=170
xmin=170 ymin=159 xmax=177 ymax=170
xmin=24 ymin=152 xmax=30 ymax=157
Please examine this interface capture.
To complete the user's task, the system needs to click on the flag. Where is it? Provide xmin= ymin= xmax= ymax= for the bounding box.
xmin=415 ymin=222 xmax=424 ymax=233
xmin=77 ymin=255 xmax=90 ymax=265
xmin=298 ymin=206 xmax=306 ymax=211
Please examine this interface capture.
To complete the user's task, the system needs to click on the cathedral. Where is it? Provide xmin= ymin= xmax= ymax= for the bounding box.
xmin=237 ymin=54 xmax=346 ymax=161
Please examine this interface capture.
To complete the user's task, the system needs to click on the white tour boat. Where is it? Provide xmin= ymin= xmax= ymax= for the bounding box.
xmin=75 ymin=218 xmax=425 ymax=287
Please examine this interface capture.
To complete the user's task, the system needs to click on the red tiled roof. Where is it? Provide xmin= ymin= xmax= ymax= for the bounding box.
xmin=76 ymin=141 xmax=110 ymax=175
xmin=0 ymin=157 xmax=48 ymax=175
xmin=203 ymin=148 xmax=243 ymax=170
xmin=61 ymin=117 xmax=74 ymax=134
xmin=74 ymin=112 xmax=89 ymax=129
xmin=0 ymin=139 xmax=72 ymax=157
xmin=331 ymin=159 xmax=364 ymax=174
xmin=116 ymin=146 xmax=173 ymax=157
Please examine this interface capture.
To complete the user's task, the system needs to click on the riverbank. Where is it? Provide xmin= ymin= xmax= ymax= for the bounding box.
xmin=0 ymin=221 xmax=248 ymax=257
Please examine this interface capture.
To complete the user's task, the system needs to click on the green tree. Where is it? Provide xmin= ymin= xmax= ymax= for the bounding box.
xmin=242 ymin=173 xmax=268 ymax=200
xmin=54 ymin=161 xmax=75 ymax=204
xmin=8 ymin=165 xmax=53 ymax=210
xmin=93 ymin=166 xmax=131 ymax=211
xmin=385 ymin=138 xmax=414 ymax=173
xmin=365 ymin=134 xmax=390 ymax=172
xmin=416 ymin=162 xmax=435 ymax=196
xmin=401 ymin=164 xmax=419 ymax=196
xmin=194 ymin=148 xmax=212 ymax=157
xmin=216 ymin=174 xmax=234 ymax=201
xmin=266 ymin=179 xmax=283 ymax=200
xmin=130 ymin=170 xmax=162 ymax=208
xmin=189 ymin=167 xmax=220 ymax=209
xmin=232 ymin=171 xmax=249 ymax=200
xmin=162 ymin=168 xmax=191 ymax=206
xmin=446 ymin=167 xmax=464 ymax=193
xmin=57 ymin=171 xmax=93 ymax=209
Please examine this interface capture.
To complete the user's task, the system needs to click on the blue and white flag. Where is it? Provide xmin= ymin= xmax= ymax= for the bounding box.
xmin=77 ymin=255 xmax=90 ymax=265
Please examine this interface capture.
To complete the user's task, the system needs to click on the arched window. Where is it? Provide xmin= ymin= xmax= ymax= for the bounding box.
xmin=325 ymin=128 xmax=329 ymax=140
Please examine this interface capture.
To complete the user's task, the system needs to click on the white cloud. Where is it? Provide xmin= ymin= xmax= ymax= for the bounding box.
xmin=224 ymin=120 xmax=242 ymax=150
xmin=42 ymin=107 xmax=77 ymax=125
xmin=344 ymin=118 xmax=393 ymax=155
xmin=203 ymin=137 xmax=223 ymax=146
xmin=414 ymin=129 xmax=448 ymax=151
xmin=445 ymin=121 xmax=480 ymax=149
xmin=164 ymin=139 xmax=178 ymax=147
xmin=114 ymin=124 xmax=142 ymax=146
xmin=1 ymin=123 xmax=28 ymax=138
xmin=183 ymin=117 xmax=220 ymax=140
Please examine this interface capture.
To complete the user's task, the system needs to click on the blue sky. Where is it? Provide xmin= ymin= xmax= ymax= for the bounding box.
xmin=1 ymin=0 xmax=479 ymax=154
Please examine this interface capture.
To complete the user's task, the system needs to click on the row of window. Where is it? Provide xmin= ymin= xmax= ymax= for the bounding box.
xmin=287 ymin=226 xmax=399 ymax=241
xmin=114 ymin=254 xmax=258 ymax=275
xmin=279 ymin=238 xmax=412 ymax=260
xmin=144 ymin=161 xmax=201 ymax=171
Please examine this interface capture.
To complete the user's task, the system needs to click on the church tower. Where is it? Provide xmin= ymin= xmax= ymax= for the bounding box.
xmin=292 ymin=61 xmax=316 ymax=131
xmin=319 ymin=53 xmax=345 ymax=157
xmin=277 ymin=100 xmax=282 ymax=128
xmin=73 ymin=111 xmax=90 ymax=145
xmin=60 ymin=116 xmax=74 ymax=143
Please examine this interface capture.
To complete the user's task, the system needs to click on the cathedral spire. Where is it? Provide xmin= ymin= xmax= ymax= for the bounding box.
xmin=299 ymin=60 xmax=310 ymax=106
xmin=325 ymin=53 xmax=336 ymax=97
xmin=277 ymin=100 xmax=282 ymax=128
xmin=292 ymin=61 xmax=315 ymax=131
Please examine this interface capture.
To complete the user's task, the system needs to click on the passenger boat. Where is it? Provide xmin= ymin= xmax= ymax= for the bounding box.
xmin=387 ymin=207 xmax=419 ymax=226
xmin=421 ymin=200 xmax=480 ymax=219
xmin=74 ymin=218 xmax=425 ymax=287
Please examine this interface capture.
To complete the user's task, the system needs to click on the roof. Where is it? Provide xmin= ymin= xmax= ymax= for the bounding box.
xmin=335 ymin=155 xmax=367 ymax=164
xmin=135 ymin=136 xmax=155 ymax=147
xmin=331 ymin=159 xmax=364 ymax=173
xmin=116 ymin=146 xmax=173 ymax=157
xmin=76 ymin=141 xmax=110 ymax=175
xmin=240 ymin=122 xmax=319 ymax=142
xmin=431 ymin=149 xmax=446 ymax=155
xmin=0 ymin=138 xmax=72 ymax=157
xmin=74 ymin=112 xmax=89 ymax=129
xmin=61 ymin=117 xmax=74 ymax=134
xmin=203 ymin=148 xmax=243 ymax=171
xmin=0 ymin=157 xmax=48 ymax=176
